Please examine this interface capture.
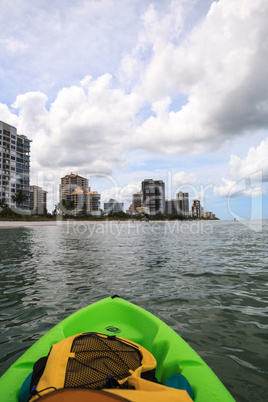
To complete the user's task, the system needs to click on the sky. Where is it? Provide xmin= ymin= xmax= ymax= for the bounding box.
xmin=1 ymin=0 xmax=268 ymax=220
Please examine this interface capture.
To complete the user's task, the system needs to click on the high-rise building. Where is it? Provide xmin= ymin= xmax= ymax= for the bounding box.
xmin=65 ymin=188 xmax=91 ymax=216
xmin=176 ymin=192 xmax=189 ymax=217
xmin=89 ymin=191 xmax=101 ymax=216
xmin=141 ymin=179 xmax=165 ymax=215
xmin=192 ymin=199 xmax=201 ymax=218
xmin=126 ymin=203 xmax=135 ymax=214
xmin=28 ymin=185 xmax=47 ymax=215
xmin=103 ymin=199 xmax=124 ymax=214
xmin=204 ymin=211 xmax=216 ymax=219
xmin=59 ymin=173 xmax=100 ymax=216
xmin=0 ymin=121 xmax=31 ymax=210
xmin=165 ymin=199 xmax=178 ymax=214
xmin=132 ymin=191 xmax=142 ymax=211
xmin=60 ymin=173 xmax=89 ymax=201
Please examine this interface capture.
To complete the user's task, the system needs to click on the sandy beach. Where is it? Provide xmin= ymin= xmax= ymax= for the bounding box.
xmin=0 ymin=220 xmax=101 ymax=229
xmin=0 ymin=220 xmax=169 ymax=230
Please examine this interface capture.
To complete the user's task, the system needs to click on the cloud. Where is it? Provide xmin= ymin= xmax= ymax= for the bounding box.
xmin=0 ymin=0 xmax=156 ymax=103
xmin=214 ymin=177 xmax=263 ymax=198
xmin=0 ymin=103 xmax=18 ymax=127
xmin=0 ymin=38 xmax=28 ymax=55
xmin=9 ymin=75 xmax=142 ymax=176
xmin=100 ymin=181 xmax=141 ymax=208
xmin=173 ymin=171 xmax=197 ymax=187
xmin=130 ymin=0 xmax=268 ymax=154
xmin=3 ymin=0 xmax=268 ymax=159
xmin=229 ymin=138 xmax=268 ymax=182
xmin=12 ymin=92 xmax=49 ymax=132
xmin=214 ymin=138 xmax=268 ymax=198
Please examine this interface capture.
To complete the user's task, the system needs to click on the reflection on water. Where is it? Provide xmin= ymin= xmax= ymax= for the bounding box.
xmin=0 ymin=220 xmax=267 ymax=402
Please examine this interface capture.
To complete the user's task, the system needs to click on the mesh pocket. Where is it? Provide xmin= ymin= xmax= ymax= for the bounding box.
xmin=64 ymin=333 xmax=142 ymax=389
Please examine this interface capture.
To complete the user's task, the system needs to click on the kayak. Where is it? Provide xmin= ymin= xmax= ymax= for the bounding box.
xmin=0 ymin=295 xmax=235 ymax=401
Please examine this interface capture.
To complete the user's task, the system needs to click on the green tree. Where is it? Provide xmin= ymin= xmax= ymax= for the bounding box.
xmin=0 ymin=199 xmax=7 ymax=210
xmin=82 ymin=202 xmax=88 ymax=217
xmin=52 ymin=203 xmax=60 ymax=216
xmin=62 ymin=199 xmax=75 ymax=211
xmin=12 ymin=190 xmax=28 ymax=207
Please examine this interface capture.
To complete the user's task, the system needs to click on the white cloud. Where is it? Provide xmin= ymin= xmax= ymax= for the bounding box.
xmin=214 ymin=178 xmax=238 ymax=198
xmin=100 ymin=181 xmax=141 ymax=208
xmin=0 ymin=0 xmax=156 ymax=103
xmin=0 ymin=103 xmax=18 ymax=127
xmin=229 ymin=138 xmax=268 ymax=182
xmin=12 ymin=92 xmax=49 ymax=133
xmin=3 ymin=0 xmax=268 ymax=159
xmin=8 ymin=75 xmax=142 ymax=178
xmin=214 ymin=177 xmax=263 ymax=198
xmin=214 ymin=138 xmax=268 ymax=198
xmin=173 ymin=171 xmax=197 ymax=187
xmin=0 ymin=38 xmax=28 ymax=55
xmin=130 ymin=0 xmax=268 ymax=154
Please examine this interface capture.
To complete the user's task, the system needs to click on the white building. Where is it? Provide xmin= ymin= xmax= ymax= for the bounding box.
xmin=89 ymin=191 xmax=101 ymax=216
xmin=28 ymin=185 xmax=47 ymax=215
xmin=0 ymin=121 xmax=31 ymax=210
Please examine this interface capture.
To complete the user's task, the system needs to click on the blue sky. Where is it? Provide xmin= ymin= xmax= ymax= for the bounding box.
xmin=1 ymin=0 xmax=268 ymax=219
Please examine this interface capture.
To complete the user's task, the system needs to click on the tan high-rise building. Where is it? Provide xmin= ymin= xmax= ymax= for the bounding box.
xmin=59 ymin=173 xmax=100 ymax=216
xmin=59 ymin=173 xmax=89 ymax=215
xmin=60 ymin=173 xmax=89 ymax=201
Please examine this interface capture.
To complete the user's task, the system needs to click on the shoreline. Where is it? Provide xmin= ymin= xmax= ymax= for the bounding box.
xmin=0 ymin=219 xmax=221 ymax=229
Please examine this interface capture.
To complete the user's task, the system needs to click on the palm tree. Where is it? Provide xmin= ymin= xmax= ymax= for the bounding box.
xmin=12 ymin=190 xmax=28 ymax=208
xmin=0 ymin=199 xmax=7 ymax=210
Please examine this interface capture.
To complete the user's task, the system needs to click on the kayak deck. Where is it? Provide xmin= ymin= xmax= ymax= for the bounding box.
xmin=0 ymin=296 xmax=235 ymax=402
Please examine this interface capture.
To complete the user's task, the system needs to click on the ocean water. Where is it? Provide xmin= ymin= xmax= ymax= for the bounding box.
xmin=0 ymin=220 xmax=267 ymax=401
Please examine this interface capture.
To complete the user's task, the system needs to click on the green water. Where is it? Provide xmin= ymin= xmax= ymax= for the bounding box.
xmin=0 ymin=220 xmax=267 ymax=401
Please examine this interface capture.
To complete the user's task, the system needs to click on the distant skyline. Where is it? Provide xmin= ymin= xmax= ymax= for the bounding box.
xmin=1 ymin=0 xmax=267 ymax=220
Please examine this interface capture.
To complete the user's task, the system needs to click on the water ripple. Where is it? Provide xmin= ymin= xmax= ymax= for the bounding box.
xmin=0 ymin=221 xmax=268 ymax=402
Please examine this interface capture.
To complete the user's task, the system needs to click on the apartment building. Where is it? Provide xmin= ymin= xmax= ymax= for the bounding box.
xmin=60 ymin=173 xmax=89 ymax=201
xmin=65 ymin=188 xmax=91 ymax=215
xmin=28 ymin=185 xmax=47 ymax=214
xmin=103 ymin=199 xmax=124 ymax=214
xmin=204 ymin=211 xmax=216 ymax=219
xmin=192 ymin=199 xmax=201 ymax=218
xmin=59 ymin=173 xmax=100 ymax=216
xmin=177 ymin=191 xmax=189 ymax=217
xmin=126 ymin=203 xmax=135 ymax=214
xmin=165 ymin=199 xmax=178 ymax=214
xmin=0 ymin=121 xmax=31 ymax=210
xmin=132 ymin=191 xmax=142 ymax=211
xmin=89 ymin=191 xmax=101 ymax=216
xmin=141 ymin=179 xmax=165 ymax=215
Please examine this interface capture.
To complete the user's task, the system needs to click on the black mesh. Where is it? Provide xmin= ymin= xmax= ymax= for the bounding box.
xmin=64 ymin=333 xmax=142 ymax=389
